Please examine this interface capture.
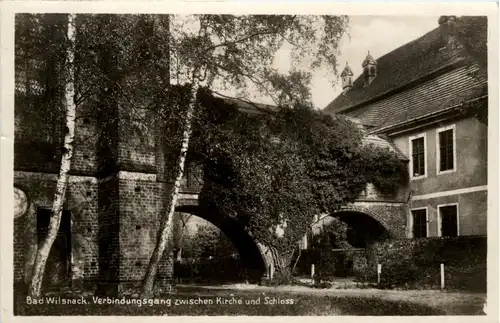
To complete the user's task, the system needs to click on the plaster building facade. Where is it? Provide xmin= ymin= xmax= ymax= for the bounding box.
xmin=325 ymin=16 xmax=488 ymax=240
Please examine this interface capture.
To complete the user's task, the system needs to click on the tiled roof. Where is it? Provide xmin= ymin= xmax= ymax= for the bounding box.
xmin=324 ymin=24 xmax=487 ymax=133
xmin=344 ymin=64 xmax=487 ymax=131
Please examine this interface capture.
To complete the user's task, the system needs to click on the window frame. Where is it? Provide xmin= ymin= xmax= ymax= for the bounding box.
xmin=437 ymin=203 xmax=460 ymax=237
xmin=409 ymin=133 xmax=427 ymax=180
xmin=409 ymin=207 xmax=429 ymax=238
xmin=436 ymin=124 xmax=457 ymax=175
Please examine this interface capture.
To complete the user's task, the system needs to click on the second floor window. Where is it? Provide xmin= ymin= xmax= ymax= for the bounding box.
xmin=438 ymin=127 xmax=455 ymax=172
xmin=411 ymin=135 xmax=425 ymax=178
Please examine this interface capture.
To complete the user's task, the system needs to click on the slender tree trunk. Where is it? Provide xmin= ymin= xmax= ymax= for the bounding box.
xmin=141 ymin=79 xmax=200 ymax=297
xmin=28 ymin=13 xmax=76 ymax=297
xmin=176 ymin=247 xmax=183 ymax=261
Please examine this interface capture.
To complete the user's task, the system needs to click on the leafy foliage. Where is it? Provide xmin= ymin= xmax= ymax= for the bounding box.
xmin=181 ymin=224 xmax=236 ymax=260
xmin=171 ymin=14 xmax=349 ymax=107
xmin=311 ymin=218 xmax=351 ymax=250
xmin=192 ymin=94 xmax=408 ymax=260
xmin=15 ymin=14 xmax=174 ymax=174
xmin=361 ymin=145 xmax=409 ymax=194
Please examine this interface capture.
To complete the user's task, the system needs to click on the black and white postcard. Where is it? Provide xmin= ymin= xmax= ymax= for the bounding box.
xmin=1 ymin=1 xmax=498 ymax=321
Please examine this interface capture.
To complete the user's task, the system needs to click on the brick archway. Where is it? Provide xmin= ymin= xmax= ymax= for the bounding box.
xmin=312 ymin=206 xmax=399 ymax=248
xmin=313 ymin=202 xmax=407 ymax=239
xmin=334 ymin=206 xmax=393 ymax=235
xmin=175 ymin=196 xmax=268 ymax=281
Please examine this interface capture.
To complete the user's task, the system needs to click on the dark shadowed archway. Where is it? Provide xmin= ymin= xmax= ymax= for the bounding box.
xmin=175 ymin=204 xmax=267 ymax=282
xmin=308 ymin=210 xmax=392 ymax=278
xmin=312 ymin=210 xmax=392 ymax=247
xmin=332 ymin=211 xmax=392 ymax=247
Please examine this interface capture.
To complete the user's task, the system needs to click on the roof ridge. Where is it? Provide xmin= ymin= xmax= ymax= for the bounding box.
xmin=368 ymin=26 xmax=440 ymax=65
xmin=336 ymin=57 xmax=466 ymax=113
xmin=324 ymin=21 xmax=485 ymax=115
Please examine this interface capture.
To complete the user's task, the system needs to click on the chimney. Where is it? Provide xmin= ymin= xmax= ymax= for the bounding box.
xmin=438 ymin=16 xmax=458 ymax=47
xmin=341 ymin=62 xmax=354 ymax=94
xmin=362 ymin=51 xmax=377 ymax=87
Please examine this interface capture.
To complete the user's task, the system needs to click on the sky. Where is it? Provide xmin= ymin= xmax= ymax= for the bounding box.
xmin=218 ymin=15 xmax=440 ymax=110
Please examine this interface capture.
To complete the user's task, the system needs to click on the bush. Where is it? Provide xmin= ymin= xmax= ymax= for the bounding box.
xmin=365 ymin=236 xmax=486 ymax=291
xmin=174 ymin=257 xmax=244 ymax=283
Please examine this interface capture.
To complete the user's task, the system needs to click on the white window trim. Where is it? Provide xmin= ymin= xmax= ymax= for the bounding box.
xmin=437 ymin=203 xmax=460 ymax=237
xmin=436 ymin=124 xmax=457 ymax=175
xmin=409 ymin=133 xmax=427 ymax=180
xmin=409 ymin=207 xmax=429 ymax=238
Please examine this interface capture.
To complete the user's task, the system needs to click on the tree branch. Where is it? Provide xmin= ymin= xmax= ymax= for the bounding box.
xmin=206 ymin=28 xmax=279 ymax=51
xmin=209 ymin=60 xmax=280 ymax=106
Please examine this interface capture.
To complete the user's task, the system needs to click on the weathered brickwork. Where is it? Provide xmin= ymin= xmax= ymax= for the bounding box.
xmin=13 ymin=172 xmax=99 ymax=285
xmin=118 ymin=176 xmax=170 ymax=282
xmin=71 ymin=112 xmax=99 ymax=174
xmin=14 ymin=99 xmax=97 ymax=176
xmin=116 ymin=109 xmax=156 ymax=173
xmin=339 ymin=202 xmax=408 ymax=238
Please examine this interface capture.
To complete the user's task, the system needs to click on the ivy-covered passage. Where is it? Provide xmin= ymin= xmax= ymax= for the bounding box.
xmin=166 ymin=86 xmax=410 ymax=277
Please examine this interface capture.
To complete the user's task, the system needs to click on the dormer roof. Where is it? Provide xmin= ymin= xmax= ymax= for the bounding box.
xmin=324 ymin=20 xmax=487 ymax=133
xmin=341 ymin=62 xmax=354 ymax=77
xmin=362 ymin=51 xmax=377 ymax=67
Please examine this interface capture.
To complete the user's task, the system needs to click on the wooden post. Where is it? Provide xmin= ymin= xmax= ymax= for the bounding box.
xmin=311 ymin=264 xmax=315 ymax=279
xmin=440 ymin=263 xmax=445 ymax=290
xmin=377 ymin=264 xmax=382 ymax=285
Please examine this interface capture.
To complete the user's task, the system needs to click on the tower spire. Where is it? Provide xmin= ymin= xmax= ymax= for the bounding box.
xmin=341 ymin=61 xmax=354 ymax=94
xmin=362 ymin=51 xmax=377 ymax=86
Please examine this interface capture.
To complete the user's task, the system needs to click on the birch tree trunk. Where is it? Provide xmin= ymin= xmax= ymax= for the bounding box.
xmin=141 ymin=79 xmax=200 ymax=297
xmin=28 ymin=13 xmax=77 ymax=297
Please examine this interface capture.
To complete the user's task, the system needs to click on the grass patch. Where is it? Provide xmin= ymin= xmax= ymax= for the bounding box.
xmin=14 ymin=290 xmax=447 ymax=316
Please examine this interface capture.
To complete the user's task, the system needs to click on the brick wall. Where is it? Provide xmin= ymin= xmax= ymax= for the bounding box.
xmin=118 ymin=176 xmax=162 ymax=281
xmin=14 ymin=31 xmax=177 ymax=293
xmin=13 ymin=173 xmax=98 ymax=285
xmin=97 ymin=175 xmax=120 ymax=290
xmin=15 ymin=94 xmax=97 ymax=176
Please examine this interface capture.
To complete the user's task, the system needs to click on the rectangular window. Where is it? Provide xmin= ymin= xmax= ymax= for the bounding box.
xmin=411 ymin=135 xmax=426 ymax=178
xmin=439 ymin=205 xmax=458 ymax=237
xmin=437 ymin=126 xmax=456 ymax=173
xmin=411 ymin=209 xmax=427 ymax=238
